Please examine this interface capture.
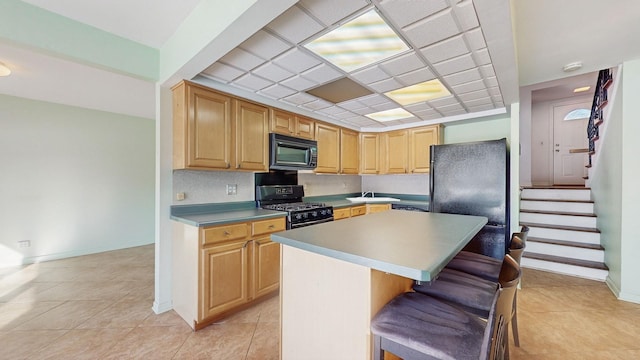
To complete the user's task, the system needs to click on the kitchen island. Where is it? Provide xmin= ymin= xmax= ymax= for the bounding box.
xmin=271 ymin=210 xmax=488 ymax=360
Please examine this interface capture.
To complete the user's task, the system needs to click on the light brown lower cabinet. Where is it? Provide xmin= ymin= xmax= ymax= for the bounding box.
xmin=333 ymin=207 xmax=352 ymax=220
xmin=333 ymin=204 xmax=391 ymax=220
xmin=173 ymin=216 xmax=285 ymax=330
xmin=366 ymin=203 xmax=391 ymax=214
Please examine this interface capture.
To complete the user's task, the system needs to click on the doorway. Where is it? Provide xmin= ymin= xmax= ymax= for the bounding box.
xmin=551 ymin=101 xmax=590 ymax=185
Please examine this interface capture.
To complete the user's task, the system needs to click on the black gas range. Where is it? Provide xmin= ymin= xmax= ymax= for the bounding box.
xmin=256 ymin=185 xmax=333 ymax=229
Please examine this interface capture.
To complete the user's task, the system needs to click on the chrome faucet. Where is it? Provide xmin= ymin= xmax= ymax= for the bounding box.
xmin=361 ymin=191 xmax=375 ymax=198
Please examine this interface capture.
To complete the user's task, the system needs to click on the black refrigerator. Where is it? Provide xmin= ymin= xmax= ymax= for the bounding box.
xmin=429 ymin=138 xmax=510 ymax=260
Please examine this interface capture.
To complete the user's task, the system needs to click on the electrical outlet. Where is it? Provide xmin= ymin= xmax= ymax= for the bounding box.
xmin=226 ymin=184 xmax=237 ymax=195
xmin=176 ymin=192 xmax=185 ymax=201
xmin=18 ymin=240 xmax=30 ymax=248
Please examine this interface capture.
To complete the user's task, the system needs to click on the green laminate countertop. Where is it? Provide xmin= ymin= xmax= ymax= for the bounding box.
xmin=170 ymin=201 xmax=286 ymax=227
xmin=271 ymin=211 xmax=487 ymax=282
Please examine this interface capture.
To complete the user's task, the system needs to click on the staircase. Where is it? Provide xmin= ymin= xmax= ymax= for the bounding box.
xmin=520 ymin=186 xmax=609 ymax=281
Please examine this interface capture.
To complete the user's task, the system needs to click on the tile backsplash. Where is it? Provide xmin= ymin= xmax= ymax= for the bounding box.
xmin=173 ymin=170 xmax=429 ymax=204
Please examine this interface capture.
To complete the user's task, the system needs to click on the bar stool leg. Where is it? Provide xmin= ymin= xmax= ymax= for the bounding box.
xmin=512 ymin=293 xmax=520 ymax=347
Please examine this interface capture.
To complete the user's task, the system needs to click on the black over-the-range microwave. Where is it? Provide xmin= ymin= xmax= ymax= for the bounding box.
xmin=269 ymin=133 xmax=318 ymax=171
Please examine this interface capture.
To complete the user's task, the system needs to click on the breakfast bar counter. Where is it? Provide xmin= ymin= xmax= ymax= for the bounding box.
xmin=271 ymin=211 xmax=488 ymax=360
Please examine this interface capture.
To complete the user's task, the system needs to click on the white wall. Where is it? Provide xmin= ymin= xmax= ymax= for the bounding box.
xmin=0 ymin=94 xmax=155 ymax=266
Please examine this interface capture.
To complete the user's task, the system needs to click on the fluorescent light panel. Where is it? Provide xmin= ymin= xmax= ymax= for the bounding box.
xmin=304 ymin=10 xmax=409 ymax=72
xmin=385 ymin=79 xmax=450 ymax=105
xmin=366 ymin=108 xmax=413 ymax=122
xmin=573 ymin=86 xmax=591 ymax=93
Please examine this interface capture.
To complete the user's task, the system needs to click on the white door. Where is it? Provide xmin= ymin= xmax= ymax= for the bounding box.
xmin=552 ymin=102 xmax=590 ymax=185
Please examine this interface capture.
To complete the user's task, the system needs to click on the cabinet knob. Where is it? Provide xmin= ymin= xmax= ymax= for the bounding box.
xmin=268 ymin=224 xmax=275 ymax=228
xmin=226 ymin=163 xmax=230 ymax=169
xmin=223 ymin=231 xmax=230 ymax=236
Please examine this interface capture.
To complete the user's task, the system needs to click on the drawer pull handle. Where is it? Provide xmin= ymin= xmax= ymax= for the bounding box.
xmin=223 ymin=231 xmax=230 ymax=236
xmin=268 ymin=224 xmax=275 ymax=228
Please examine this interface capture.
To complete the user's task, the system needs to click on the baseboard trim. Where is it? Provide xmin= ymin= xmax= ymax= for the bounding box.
xmin=16 ymin=241 xmax=154 ymax=266
xmin=152 ymin=300 xmax=173 ymax=314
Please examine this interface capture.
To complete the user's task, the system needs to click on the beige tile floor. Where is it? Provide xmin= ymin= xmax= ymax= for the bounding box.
xmin=1 ymin=244 xmax=639 ymax=359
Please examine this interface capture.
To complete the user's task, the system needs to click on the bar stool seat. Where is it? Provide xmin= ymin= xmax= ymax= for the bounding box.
xmin=371 ymin=255 xmax=521 ymax=360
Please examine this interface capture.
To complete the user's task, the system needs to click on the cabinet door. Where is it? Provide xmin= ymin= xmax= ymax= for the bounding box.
xmin=235 ymin=100 xmax=269 ymax=171
xmin=351 ymin=205 xmax=367 ymax=217
xmin=187 ymin=85 xmax=233 ymax=169
xmin=253 ymin=237 xmax=280 ymax=299
xmin=340 ymin=128 xmax=359 ymax=174
xmin=386 ymin=130 xmax=409 ymax=174
xmin=200 ymin=240 xmax=249 ymax=320
xmin=409 ymin=125 xmax=441 ymax=173
xmin=296 ymin=116 xmax=315 ymax=140
xmin=366 ymin=204 xmax=391 ymax=214
xmin=315 ymin=123 xmax=340 ymax=173
xmin=271 ymin=109 xmax=295 ymax=136
xmin=360 ymin=133 xmax=379 ymax=174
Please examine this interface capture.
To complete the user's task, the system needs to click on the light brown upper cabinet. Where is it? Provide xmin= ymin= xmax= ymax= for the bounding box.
xmin=408 ymin=125 xmax=443 ymax=173
xmin=383 ymin=130 xmax=409 ymax=174
xmin=173 ymin=81 xmax=233 ymax=170
xmin=315 ymin=122 xmax=341 ymax=173
xmin=235 ymin=100 xmax=269 ymax=171
xmin=270 ymin=109 xmax=315 ymax=140
xmin=360 ymin=133 xmax=380 ymax=174
xmin=340 ymin=128 xmax=359 ymax=174
xmin=172 ymin=81 xmax=267 ymax=171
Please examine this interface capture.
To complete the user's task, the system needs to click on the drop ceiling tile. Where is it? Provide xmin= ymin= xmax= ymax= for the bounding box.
xmin=302 ymin=99 xmax=333 ymax=110
xmin=465 ymin=28 xmax=486 ymax=51
xmin=371 ymin=102 xmax=398 ymax=112
xmin=492 ymin=94 xmax=503 ymax=103
xmin=233 ymin=73 xmax=273 ymax=91
xmin=351 ymin=66 xmax=390 ymax=84
xmin=441 ymin=108 xmax=467 ymax=116
xmin=318 ymin=105 xmax=351 ymax=116
xmin=273 ymin=48 xmax=323 ymax=73
xmin=379 ymin=52 xmax=425 ymax=77
xmin=396 ymin=67 xmax=435 ymax=86
xmin=458 ymin=89 xmax=490 ymax=102
xmin=378 ymin=0 xmax=449 ymax=28
xmin=487 ymin=87 xmax=501 ymax=96
xmin=469 ymin=104 xmax=495 ymax=112
xmin=433 ymin=53 xmax=476 ymax=76
xmin=358 ymin=94 xmax=391 ymax=106
xmin=443 ymin=67 xmax=482 ymax=86
xmin=403 ymin=8 xmax=459 ymax=49
xmin=420 ymin=35 xmax=469 ymax=65
xmin=240 ymin=30 xmax=292 ymax=60
xmin=435 ymin=103 xmax=464 ymax=112
xmin=302 ymin=63 xmax=343 ymax=83
xmin=267 ymin=5 xmax=324 ymax=44
xmin=452 ymin=79 xmax=486 ymax=94
xmin=405 ymin=102 xmax=433 ymax=112
xmin=220 ymin=48 xmax=266 ymax=72
xmin=201 ymin=62 xmax=244 ymax=82
xmin=474 ymin=48 xmax=491 ymax=66
xmin=414 ymin=108 xmax=441 ymax=120
xmin=479 ymin=64 xmax=496 ymax=77
xmin=253 ymin=62 xmax=294 ymax=82
xmin=453 ymin=0 xmax=479 ymax=31
xmin=353 ymin=106 xmax=376 ymax=115
xmin=299 ymin=0 xmax=368 ymax=26
xmin=282 ymin=92 xmax=317 ymax=105
xmin=259 ymin=84 xmax=297 ymax=99
xmin=463 ymin=97 xmax=493 ymax=108
xmin=281 ymin=75 xmax=317 ymax=91
xmin=486 ymin=76 xmax=499 ymax=88
xmin=337 ymin=99 xmax=367 ymax=111
xmin=368 ymin=77 xmax=404 ymax=93
xmin=427 ymin=95 xmax=459 ymax=107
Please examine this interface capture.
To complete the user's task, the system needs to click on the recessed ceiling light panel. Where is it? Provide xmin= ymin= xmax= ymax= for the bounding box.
xmin=0 ymin=62 xmax=11 ymax=77
xmin=385 ymin=79 xmax=451 ymax=105
xmin=365 ymin=108 xmax=413 ymax=122
xmin=573 ymin=86 xmax=591 ymax=93
xmin=304 ymin=9 xmax=410 ymax=72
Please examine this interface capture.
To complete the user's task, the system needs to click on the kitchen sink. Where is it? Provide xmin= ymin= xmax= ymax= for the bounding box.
xmin=346 ymin=197 xmax=401 ymax=203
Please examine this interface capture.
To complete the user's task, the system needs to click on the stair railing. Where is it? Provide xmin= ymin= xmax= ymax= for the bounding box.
xmin=586 ymin=69 xmax=613 ymax=169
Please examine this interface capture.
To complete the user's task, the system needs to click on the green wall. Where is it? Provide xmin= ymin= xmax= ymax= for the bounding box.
xmin=443 ymin=113 xmax=512 ymax=144
xmin=0 ymin=95 xmax=155 ymax=266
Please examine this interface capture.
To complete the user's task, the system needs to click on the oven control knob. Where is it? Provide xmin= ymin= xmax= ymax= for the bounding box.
xmin=311 ymin=211 xmax=318 ymax=217
xmin=302 ymin=213 xmax=308 ymax=218
xmin=320 ymin=210 xmax=326 ymax=216
xmin=295 ymin=214 xmax=302 ymax=220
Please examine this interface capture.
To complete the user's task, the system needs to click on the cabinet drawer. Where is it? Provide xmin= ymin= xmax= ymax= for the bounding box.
xmin=350 ymin=205 xmax=367 ymax=217
xmin=202 ymin=223 xmax=249 ymax=246
xmin=367 ymin=204 xmax=391 ymax=214
xmin=333 ymin=208 xmax=351 ymax=220
xmin=252 ymin=217 xmax=286 ymax=236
